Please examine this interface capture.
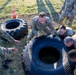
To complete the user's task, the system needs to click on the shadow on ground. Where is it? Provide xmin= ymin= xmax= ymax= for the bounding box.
xmin=0 ymin=0 xmax=11 ymax=11
xmin=36 ymin=0 xmax=59 ymax=22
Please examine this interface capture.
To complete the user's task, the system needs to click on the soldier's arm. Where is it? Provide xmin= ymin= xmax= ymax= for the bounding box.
xmin=61 ymin=0 xmax=66 ymax=11
xmin=0 ymin=29 xmax=15 ymax=43
xmin=68 ymin=1 xmax=76 ymax=17
xmin=27 ymin=18 xmax=38 ymax=41
xmin=46 ymin=17 xmax=57 ymax=35
xmin=0 ymin=46 xmax=17 ymax=55
xmin=0 ymin=47 xmax=12 ymax=55
xmin=59 ymin=0 xmax=66 ymax=14
xmin=31 ymin=18 xmax=38 ymax=36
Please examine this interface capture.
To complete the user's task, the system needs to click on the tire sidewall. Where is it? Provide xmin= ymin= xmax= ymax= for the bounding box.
xmin=31 ymin=37 xmax=67 ymax=71
xmin=1 ymin=19 xmax=25 ymax=31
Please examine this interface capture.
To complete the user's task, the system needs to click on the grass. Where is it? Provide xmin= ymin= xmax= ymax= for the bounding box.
xmin=0 ymin=0 xmax=76 ymax=75
xmin=0 ymin=0 xmax=62 ymax=18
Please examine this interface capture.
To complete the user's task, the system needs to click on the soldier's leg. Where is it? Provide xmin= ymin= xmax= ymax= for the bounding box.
xmin=58 ymin=13 xmax=66 ymax=25
xmin=68 ymin=15 xmax=74 ymax=27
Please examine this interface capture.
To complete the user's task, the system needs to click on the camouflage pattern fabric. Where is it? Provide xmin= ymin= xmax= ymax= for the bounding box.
xmin=0 ymin=47 xmax=13 ymax=67
xmin=59 ymin=0 xmax=76 ymax=27
xmin=28 ymin=16 xmax=57 ymax=40
xmin=57 ymin=27 xmax=75 ymax=37
xmin=0 ymin=28 xmax=14 ymax=43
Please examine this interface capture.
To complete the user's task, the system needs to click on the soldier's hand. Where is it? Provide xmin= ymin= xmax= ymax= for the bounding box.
xmin=53 ymin=35 xmax=60 ymax=40
xmin=33 ymin=36 xmax=38 ymax=39
xmin=13 ymin=40 xmax=21 ymax=45
xmin=12 ymin=48 xmax=18 ymax=53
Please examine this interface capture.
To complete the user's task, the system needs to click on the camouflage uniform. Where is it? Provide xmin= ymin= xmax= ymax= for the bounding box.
xmin=0 ymin=47 xmax=13 ymax=63
xmin=0 ymin=47 xmax=14 ymax=69
xmin=28 ymin=16 xmax=57 ymax=40
xmin=0 ymin=29 xmax=16 ymax=69
xmin=0 ymin=28 xmax=14 ymax=43
xmin=57 ymin=27 xmax=75 ymax=37
xmin=59 ymin=0 xmax=76 ymax=27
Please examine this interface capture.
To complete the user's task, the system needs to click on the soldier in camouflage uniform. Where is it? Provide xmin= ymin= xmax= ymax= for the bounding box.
xmin=68 ymin=49 xmax=76 ymax=75
xmin=0 ymin=28 xmax=20 ymax=69
xmin=64 ymin=36 xmax=76 ymax=50
xmin=0 ymin=28 xmax=20 ymax=45
xmin=0 ymin=47 xmax=17 ymax=69
xmin=27 ymin=12 xmax=57 ymax=41
xmin=57 ymin=25 xmax=75 ymax=41
xmin=66 ymin=35 xmax=76 ymax=75
xmin=58 ymin=0 xmax=76 ymax=27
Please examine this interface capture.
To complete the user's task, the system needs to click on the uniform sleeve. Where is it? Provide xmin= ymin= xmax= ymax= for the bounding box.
xmin=31 ymin=18 xmax=38 ymax=36
xmin=31 ymin=19 xmax=36 ymax=30
xmin=27 ymin=18 xmax=38 ymax=40
xmin=68 ymin=1 xmax=76 ymax=17
xmin=46 ymin=17 xmax=57 ymax=35
xmin=0 ymin=46 xmax=13 ymax=55
xmin=66 ymin=27 xmax=75 ymax=36
xmin=0 ymin=28 xmax=15 ymax=43
xmin=61 ymin=0 xmax=66 ymax=10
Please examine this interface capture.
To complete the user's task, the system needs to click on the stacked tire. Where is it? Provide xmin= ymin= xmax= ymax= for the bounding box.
xmin=21 ymin=36 xmax=75 ymax=75
xmin=1 ymin=19 xmax=28 ymax=40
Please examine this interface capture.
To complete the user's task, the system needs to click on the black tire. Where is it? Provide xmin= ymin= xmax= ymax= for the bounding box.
xmin=22 ymin=36 xmax=75 ymax=75
xmin=1 ymin=19 xmax=28 ymax=40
